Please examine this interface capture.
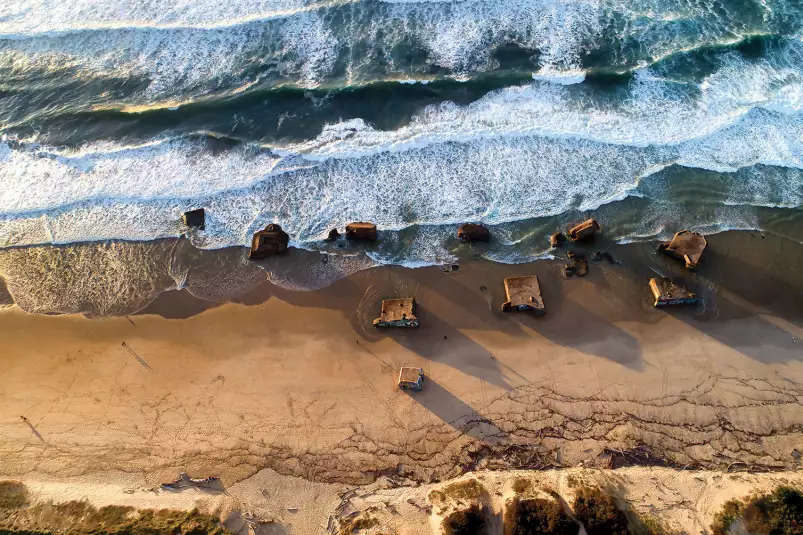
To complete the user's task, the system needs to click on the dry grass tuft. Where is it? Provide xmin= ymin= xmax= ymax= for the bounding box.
xmin=0 ymin=482 xmax=28 ymax=511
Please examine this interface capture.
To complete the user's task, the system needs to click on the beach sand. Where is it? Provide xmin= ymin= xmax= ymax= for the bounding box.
xmin=0 ymin=230 xmax=802 ymax=532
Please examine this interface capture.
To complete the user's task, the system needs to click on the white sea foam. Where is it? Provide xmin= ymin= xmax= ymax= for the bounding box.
xmin=532 ymin=69 xmax=586 ymax=85
xmin=0 ymin=0 xmax=801 ymax=267
xmin=0 ymin=0 xmax=777 ymax=100
xmin=0 ymin=43 xmax=801 ymax=257
xmin=282 ymin=53 xmax=803 ymax=164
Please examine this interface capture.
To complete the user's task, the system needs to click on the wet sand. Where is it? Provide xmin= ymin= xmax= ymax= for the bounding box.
xmin=0 ymin=230 xmax=801 ymax=494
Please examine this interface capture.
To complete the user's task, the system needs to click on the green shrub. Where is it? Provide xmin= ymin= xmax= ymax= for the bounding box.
xmin=572 ymin=487 xmax=628 ymax=535
xmin=504 ymin=498 xmax=576 ymax=535
xmin=712 ymin=486 xmax=803 ymax=535
xmin=442 ymin=504 xmax=487 ymax=535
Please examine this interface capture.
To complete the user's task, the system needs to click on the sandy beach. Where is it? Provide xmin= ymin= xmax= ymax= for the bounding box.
xmin=0 ymin=230 xmax=802 ymax=533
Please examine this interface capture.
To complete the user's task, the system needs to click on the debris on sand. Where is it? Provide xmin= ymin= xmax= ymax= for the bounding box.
xmin=501 ymin=276 xmax=545 ymax=314
xmin=649 ymin=277 xmax=699 ymax=307
xmin=161 ymin=472 xmax=221 ymax=491
xmin=564 ymin=251 xmax=588 ymax=278
xmin=346 ymin=222 xmax=378 ymax=241
xmin=568 ymin=219 xmax=600 ymax=242
xmin=457 ymin=223 xmax=490 ymax=243
xmin=373 ymin=298 xmax=419 ymax=328
xmin=591 ymin=251 xmax=617 ymax=264
xmin=249 ymin=224 xmax=289 ymax=259
xmin=181 ymin=208 xmax=205 ymax=230
xmin=658 ymin=230 xmax=707 ymax=270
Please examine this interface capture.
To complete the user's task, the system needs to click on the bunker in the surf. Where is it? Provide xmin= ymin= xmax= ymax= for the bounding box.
xmin=373 ymin=298 xmax=419 ymax=328
xmin=501 ymin=276 xmax=545 ymax=314
xmin=550 ymin=232 xmax=566 ymax=248
xmin=659 ymin=230 xmax=707 ymax=270
xmin=649 ymin=277 xmax=698 ymax=307
xmin=182 ymin=208 xmax=205 ymax=230
xmin=457 ymin=223 xmax=490 ymax=242
xmin=346 ymin=222 xmax=377 ymax=241
xmin=568 ymin=219 xmax=600 ymax=242
xmin=249 ymin=224 xmax=289 ymax=259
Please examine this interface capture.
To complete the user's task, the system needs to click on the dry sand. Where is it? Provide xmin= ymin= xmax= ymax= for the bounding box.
xmin=0 ymin=230 xmax=802 ymax=533
xmin=10 ymin=467 xmax=803 ymax=534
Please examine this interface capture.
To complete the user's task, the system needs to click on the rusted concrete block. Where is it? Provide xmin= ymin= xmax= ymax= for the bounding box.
xmin=649 ymin=277 xmax=698 ymax=307
xmin=660 ymin=230 xmax=707 ymax=270
xmin=346 ymin=222 xmax=377 ymax=241
xmin=457 ymin=223 xmax=490 ymax=242
xmin=550 ymin=232 xmax=566 ymax=248
xmin=397 ymin=367 xmax=424 ymax=391
xmin=249 ymin=224 xmax=289 ymax=259
xmin=501 ymin=276 xmax=545 ymax=314
xmin=373 ymin=298 xmax=419 ymax=327
xmin=182 ymin=208 xmax=205 ymax=230
xmin=568 ymin=219 xmax=600 ymax=242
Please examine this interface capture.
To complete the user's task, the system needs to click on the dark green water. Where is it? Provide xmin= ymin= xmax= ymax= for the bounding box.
xmin=0 ymin=0 xmax=800 ymax=272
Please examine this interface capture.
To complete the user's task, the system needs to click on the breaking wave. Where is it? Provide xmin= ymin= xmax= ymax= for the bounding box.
xmin=0 ymin=0 xmax=801 ymax=272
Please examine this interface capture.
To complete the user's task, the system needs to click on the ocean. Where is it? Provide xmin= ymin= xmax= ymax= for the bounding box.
xmin=1 ymin=0 xmax=802 ymax=271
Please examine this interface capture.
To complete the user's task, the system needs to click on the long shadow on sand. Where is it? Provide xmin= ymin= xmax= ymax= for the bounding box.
xmin=516 ymin=297 xmax=643 ymax=370
xmin=264 ymin=269 xmax=517 ymax=390
xmin=699 ymin=246 xmax=803 ymax=325
xmin=385 ymin=303 xmax=513 ymax=390
xmin=661 ymin=296 xmax=801 ymax=365
xmin=404 ymin=378 xmax=508 ymax=441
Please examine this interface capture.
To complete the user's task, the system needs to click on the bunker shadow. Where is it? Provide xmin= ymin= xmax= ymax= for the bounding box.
xmin=404 ymin=378 xmax=508 ymax=441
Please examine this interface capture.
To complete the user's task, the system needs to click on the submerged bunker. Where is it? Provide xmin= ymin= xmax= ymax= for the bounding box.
xmin=568 ymin=219 xmax=600 ymax=242
xmin=457 ymin=223 xmax=490 ymax=242
xmin=660 ymin=230 xmax=707 ymax=269
xmin=182 ymin=208 xmax=205 ymax=230
xmin=249 ymin=224 xmax=289 ymax=259
xmin=501 ymin=276 xmax=545 ymax=314
xmin=346 ymin=222 xmax=378 ymax=241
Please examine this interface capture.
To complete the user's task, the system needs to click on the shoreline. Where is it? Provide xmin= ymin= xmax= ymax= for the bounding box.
xmin=1 ymin=228 xmax=802 ymax=317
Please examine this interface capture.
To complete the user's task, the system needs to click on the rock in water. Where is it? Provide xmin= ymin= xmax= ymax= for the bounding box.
xmin=249 ymin=224 xmax=289 ymax=259
xmin=457 ymin=223 xmax=490 ymax=242
xmin=326 ymin=228 xmax=340 ymax=241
